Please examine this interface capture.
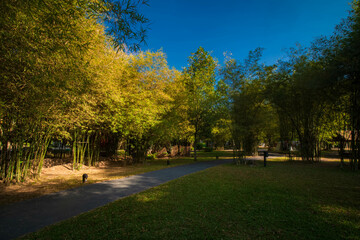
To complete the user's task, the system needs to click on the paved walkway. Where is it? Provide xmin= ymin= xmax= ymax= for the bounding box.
xmin=0 ymin=159 xmax=232 ymax=240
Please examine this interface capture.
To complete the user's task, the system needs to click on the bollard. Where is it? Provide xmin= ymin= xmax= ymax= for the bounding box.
xmin=264 ymin=151 xmax=268 ymax=167
xmin=216 ymin=155 xmax=219 ymax=160
xmin=82 ymin=173 xmax=88 ymax=183
xmin=167 ymin=159 xmax=170 ymax=165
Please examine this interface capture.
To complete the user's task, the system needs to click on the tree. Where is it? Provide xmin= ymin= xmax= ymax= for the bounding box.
xmin=222 ymin=48 xmax=274 ymax=155
xmin=265 ymin=45 xmax=339 ymax=161
xmin=183 ymin=47 xmax=217 ymax=160
xmin=210 ymin=79 xmax=233 ymax=149
xmin=123 ymin=51 xmax=180 ymax=162
xmin=333 ymin=0 xmax=360 ymax=169
xmin=0 ymin=0 xmax=150 ymax=182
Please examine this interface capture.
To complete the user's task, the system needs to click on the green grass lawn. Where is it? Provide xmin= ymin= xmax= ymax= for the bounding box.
xmin=21 ymin=161 xmax=360 ymax=240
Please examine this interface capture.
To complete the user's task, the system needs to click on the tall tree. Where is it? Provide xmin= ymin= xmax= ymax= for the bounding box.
xmin=334 ymin=0 xmax=360 ymax=169
xmin=0 ymin=0 xmax=149 ymax=182
xmin=222 ymin=48 xmax=273 ymax=155
xmin=265 ymin=45 xmax=338 ymax=161
xmin=183 ymin=47 xmax=217 ymax=160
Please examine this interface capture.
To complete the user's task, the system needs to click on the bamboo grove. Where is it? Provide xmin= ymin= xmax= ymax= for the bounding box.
xmin=221 ymin=0 xmax=360 ymax=169
xmin=1 ymin=0 xmax=360 ymax=184
xmin=0 ymin=0 xmax=188 ymax=183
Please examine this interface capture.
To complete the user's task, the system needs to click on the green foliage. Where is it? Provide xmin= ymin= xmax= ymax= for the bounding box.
xmin=334 ymin=0 xmax=360 ymax=169
xmin=0 ymin=0 xmax=107 ymax=181
xmin=210 ymin=79 xmax=233 ymax=148
xmin=196 ymin=142 xmax=205 ymax=150
xmin=100 ymin=0 xmax=150 ymax=51
xmin=183 ymin=47 xmax=217 ymax=160
xmin=145 ymin=154 xmax=157 ymax=161
xmin=222 ymin=48 xmax=279 ymax=155
xmin=0 ymin=0 xmax=155 ymax=181
xmin=265 ymin=48 xmax=335 ymax=160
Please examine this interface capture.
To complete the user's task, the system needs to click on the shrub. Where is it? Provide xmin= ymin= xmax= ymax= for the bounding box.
xmin=196 ymin=142 xmax=206 ymax=150
xmin=146 ymin=154 xmax=157 ymax=161
xmin=204 ymin=147 xmax=213 ymax=152
xmin=117 ymin=149 xmax=126 ymax=157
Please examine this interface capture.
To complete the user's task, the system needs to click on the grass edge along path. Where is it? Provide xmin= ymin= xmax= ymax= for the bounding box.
xmin=21 ymin=161 xmax=360 ymax=240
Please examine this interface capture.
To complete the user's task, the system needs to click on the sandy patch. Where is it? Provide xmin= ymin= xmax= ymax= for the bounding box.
xmin=0 ymin=158 xmax=134 ymax=206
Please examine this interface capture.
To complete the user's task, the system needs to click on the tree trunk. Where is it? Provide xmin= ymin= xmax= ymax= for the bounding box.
xmin=194 ymin=133 xmax=197 ymax=161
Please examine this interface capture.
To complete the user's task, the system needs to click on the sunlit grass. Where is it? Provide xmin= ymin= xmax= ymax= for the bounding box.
xmin=22 ymin=161 xmax=360 ymax=240
xmin=267 ymin=157 xmax=288 ymax=162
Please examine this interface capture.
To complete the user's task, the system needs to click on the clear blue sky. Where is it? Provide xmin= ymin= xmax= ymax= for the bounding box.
xmin=141 ymin=0 xmax=352 ymax=70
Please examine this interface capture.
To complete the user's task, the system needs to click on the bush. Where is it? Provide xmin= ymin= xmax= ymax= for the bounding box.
xmin=117 ymin=149 xmax=126 ymax=157
xmin=196 ymin=142 xmax=206 ymax=150
xmin=204 ymin=147 xmax=213 ymax=152
xmin=146 ymin=154 xmax=157 ymax=161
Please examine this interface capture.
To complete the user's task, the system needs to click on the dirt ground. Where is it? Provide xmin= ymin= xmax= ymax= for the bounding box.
xmin=0 ymin=157 xmax=157 ymax=206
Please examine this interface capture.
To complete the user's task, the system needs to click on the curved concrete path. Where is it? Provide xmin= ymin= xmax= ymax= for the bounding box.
xmin=0 ymin=159 xmax=232 ymax=240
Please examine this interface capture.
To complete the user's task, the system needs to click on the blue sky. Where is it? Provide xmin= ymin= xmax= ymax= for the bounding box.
xmin=141 ymin=0 xmax=352 ymax=70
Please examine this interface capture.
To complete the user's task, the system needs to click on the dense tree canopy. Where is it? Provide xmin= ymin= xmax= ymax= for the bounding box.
xmin=1 ymin=0 xmax=360 ymax=183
